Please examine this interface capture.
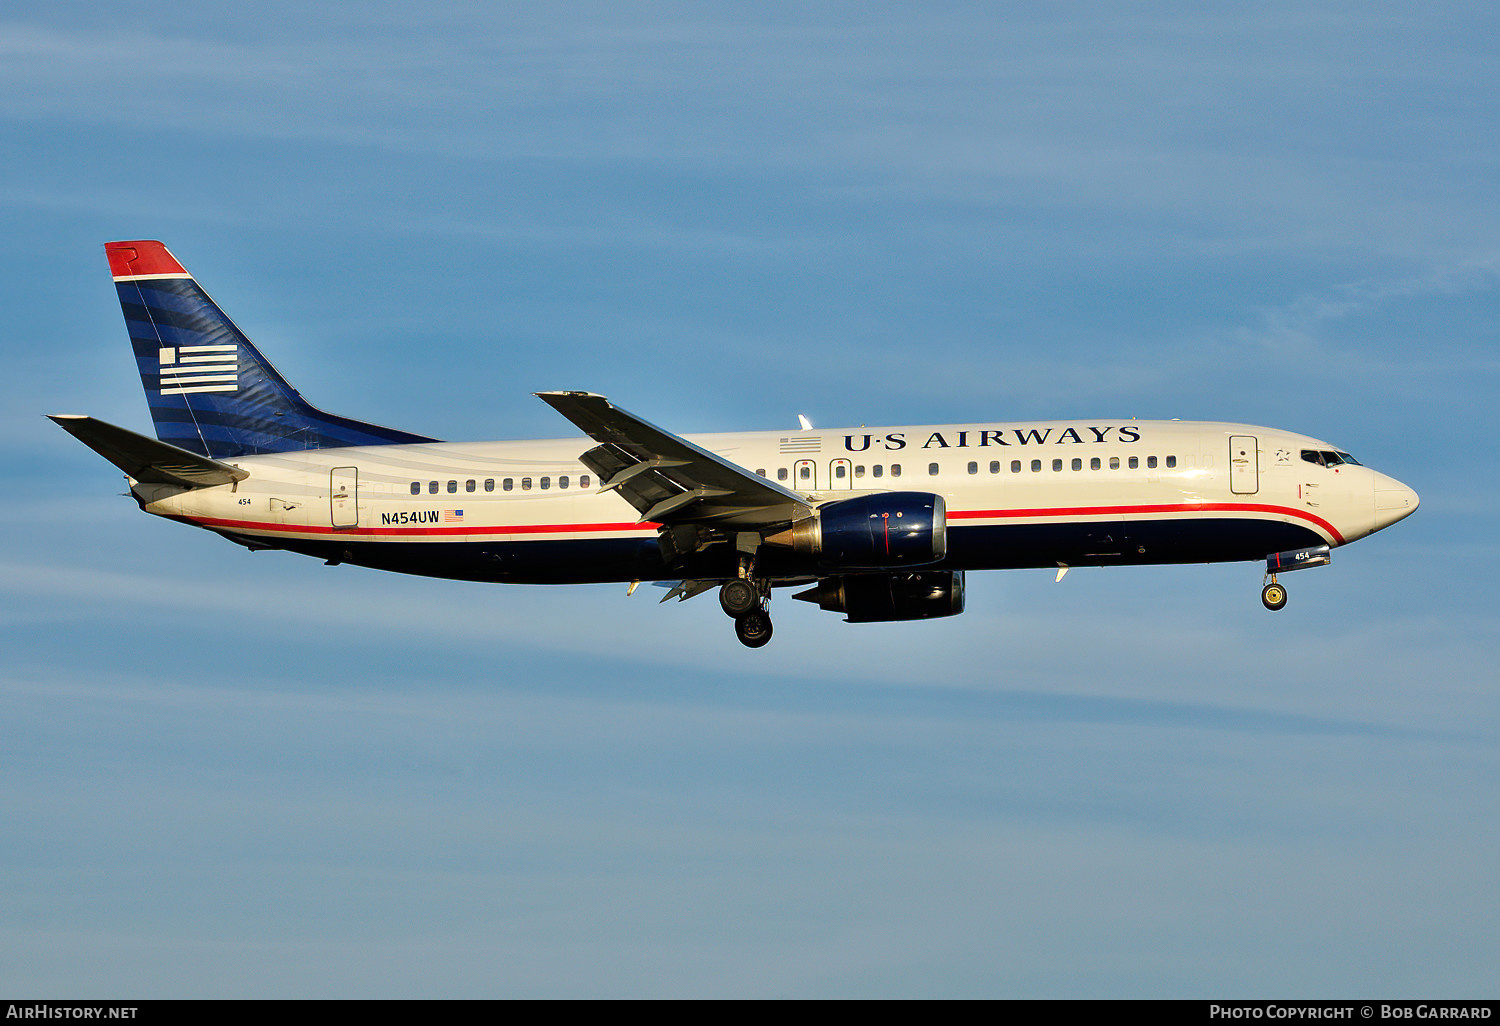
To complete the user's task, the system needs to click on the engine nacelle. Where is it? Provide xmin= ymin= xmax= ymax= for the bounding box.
xmin=793 ymin=571 xmax=966 ymax=623
xmin=764 ymin=492 xmax=947 ymax=569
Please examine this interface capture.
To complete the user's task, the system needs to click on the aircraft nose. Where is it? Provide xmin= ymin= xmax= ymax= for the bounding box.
xmin=1372 ymin=473 xmax=1420 ymax=531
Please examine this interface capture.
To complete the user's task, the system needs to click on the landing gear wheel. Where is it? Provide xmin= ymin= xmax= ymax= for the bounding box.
xmin=720 ymin=579 xmax=759 ymax=618
xmin=734 ymin=610 xmax=773 ymax=648
xmin=1261 ymin=582 xmax=1288 ymax=611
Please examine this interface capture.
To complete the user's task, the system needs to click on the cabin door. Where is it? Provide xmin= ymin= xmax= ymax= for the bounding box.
xmin=793 ymin=459 xmax=817 ymax=492
xmin=331 ymin=466 xmax=359 ymax=528
xmin=1229 ymin=436 xmax=1259 ymax=495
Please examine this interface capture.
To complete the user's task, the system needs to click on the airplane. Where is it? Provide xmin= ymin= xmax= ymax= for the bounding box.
xmin=51 ymin=240 xmax=1420 ymax=648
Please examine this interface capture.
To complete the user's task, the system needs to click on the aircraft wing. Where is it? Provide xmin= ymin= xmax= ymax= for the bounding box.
xmin=49 ymin=414 xmax=250 ymax=488
xmin=535 ymin=391 xmax=813 ymax=528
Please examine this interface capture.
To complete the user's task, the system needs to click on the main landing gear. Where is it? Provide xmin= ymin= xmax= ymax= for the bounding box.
xmin=721 ymin=562 xmax=773 ymax=648
xmin=734 ymin=609 xmax=773 ymax=648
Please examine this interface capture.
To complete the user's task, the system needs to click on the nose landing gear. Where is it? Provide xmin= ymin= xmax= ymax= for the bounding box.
xmin=1261 ymin=579 xmax=1288 ymax=611
xmin=1260 ymin=545 xmax=1330 ymax=611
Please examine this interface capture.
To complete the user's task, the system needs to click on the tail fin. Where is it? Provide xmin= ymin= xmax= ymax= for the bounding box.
xmin=106 ymin=240 xmax=438 ymax=458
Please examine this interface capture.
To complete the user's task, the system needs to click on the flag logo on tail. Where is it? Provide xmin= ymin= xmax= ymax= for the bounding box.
xmin=159 ymin=344 xmax=238 ymax=396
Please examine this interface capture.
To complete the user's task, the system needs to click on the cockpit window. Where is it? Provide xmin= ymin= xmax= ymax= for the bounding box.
xmin=1302 ymin=449 xmax=1361 ymax=468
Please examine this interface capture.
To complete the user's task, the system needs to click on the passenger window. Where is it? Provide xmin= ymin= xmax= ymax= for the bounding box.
xmin=891 ymin=465 xmax=902 ymax=478
xmin=778 ymin=468 xmax=789 ymax=481
xmin=1147 ymin=456 xmax=1158 ymax=469
xmin=988 ymin=461 xmax=1000 ymax=474
xmin=484 ymin=479 xmax=495 ymax=492
xmin=1109 ymin=457 xmax=1119 ymax=470
xmin=1128 ymin=457 xmax=1138 ymax=470
xmin=503 ymin=478 xmax=514 ymax=492
xmin=428 ymin=481 xmax=439 ymax=494
xmin=755 ymin=468 xmax=766 ymax=478
xmin=540 ymin=477 xmax=551 ymax=490
xmin=928 ymin=463 xmax=939 ymax=476
xmin=1166 ymin=456 xmax=1177 ymax=469
xmin=580 ymin=475 xmax=590 ymax=488
xmin=466 ymin=479 xmax=476 ymax=492
xmin=1090 ymin=457 xmax=1101 ymax=470
xmin=1071 ymin=458 xmax=1082 ymax=471
xmin=1031 ymin=459 xmax=1041 ymax=472
xmin=835 ymin=464 xmax=847 ymax=479
xmin=559 ymin=475 xmax=569 ymax=489
xmin=447 ymin=480 xmax=457 ymax=493
xmin=521 ymin=478 xmax=532 ymax=491
xmin=854 ymin=465 xmax=865 ymax=478
xmin=410 ymin=482 xmax=420 ymax=495
xmin=799 ymin=465 xmax=811 ymax=481
xmin=872 ymin=465 xmax=884 ymax=478
xmin=1052 ymin=459 xmax=1063 ymax=472
xmin=1010 ymin=460 xmax=1021 ymax=473
xmin=967 ymin=462 xmax=978 ymax=475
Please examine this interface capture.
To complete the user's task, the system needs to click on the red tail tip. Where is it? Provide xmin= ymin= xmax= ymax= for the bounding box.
xmin=106 ymin=240 xmax=187 ymax=278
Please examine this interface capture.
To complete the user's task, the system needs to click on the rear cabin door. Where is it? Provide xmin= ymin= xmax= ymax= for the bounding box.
xmin=331 ymin=466 xmax=359 ymax=528
xmin=1229 ymin=436 xmax=1259 ymax=495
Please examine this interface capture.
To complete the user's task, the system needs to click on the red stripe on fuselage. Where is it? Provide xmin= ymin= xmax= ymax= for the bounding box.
xmin=188 ymin=515 xmax=655 ymax=538
xmin=947 ymin=502 xmax=1344 ymax=544
xmin=186 ymin=502 xmax=1343 ymax=545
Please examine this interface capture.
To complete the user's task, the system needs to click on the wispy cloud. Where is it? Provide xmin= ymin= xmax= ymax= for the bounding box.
xmin=1235 ymin=255 xmax=1500 ymax=358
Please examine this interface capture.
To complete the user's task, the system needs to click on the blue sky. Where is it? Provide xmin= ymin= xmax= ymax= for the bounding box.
xmin=2 ymin=2 xmax=1496 ymax=997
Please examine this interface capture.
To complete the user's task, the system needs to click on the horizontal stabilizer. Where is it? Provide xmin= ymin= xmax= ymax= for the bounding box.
xmin=48 ymin=415 xmax=249 ymax=488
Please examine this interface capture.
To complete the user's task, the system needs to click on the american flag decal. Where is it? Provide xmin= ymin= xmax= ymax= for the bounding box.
xmin=778 ymin=436 xmax=822 ymax=454
xmin=443 ymin=509 xmax=465 ymax=523
xmin=158 ymin=344 xmax=238 ymax=395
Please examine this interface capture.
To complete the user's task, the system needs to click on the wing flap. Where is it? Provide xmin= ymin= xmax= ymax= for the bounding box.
xmin=49 ymin=415 xmax=249 ymax=487
xmin=537 ymin=392 xmax=812 ymax=529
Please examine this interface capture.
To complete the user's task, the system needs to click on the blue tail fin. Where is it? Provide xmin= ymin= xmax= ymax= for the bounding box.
xmin=106 ymin=240 xmax=438 ymax=459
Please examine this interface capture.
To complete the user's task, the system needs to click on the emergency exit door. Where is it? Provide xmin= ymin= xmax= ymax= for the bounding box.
xmin=829 ymin=458 xmax=852 ymax=490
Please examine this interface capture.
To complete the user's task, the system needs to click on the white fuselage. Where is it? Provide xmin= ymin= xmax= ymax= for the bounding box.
xmin=131 ymin=417 xmax=1418 ymax=586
